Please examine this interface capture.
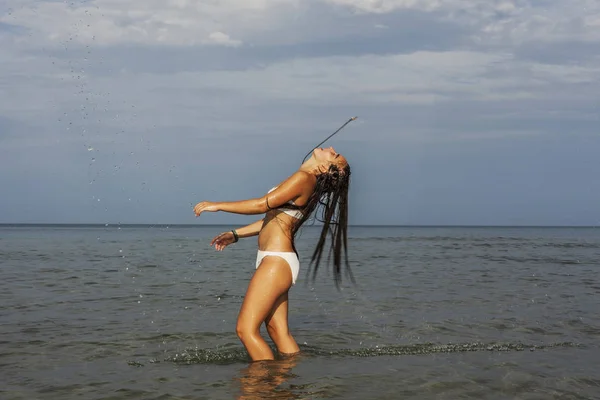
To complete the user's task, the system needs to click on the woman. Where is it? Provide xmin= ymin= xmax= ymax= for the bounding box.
xmin=193 ymin=146 xmax=352 ymax=361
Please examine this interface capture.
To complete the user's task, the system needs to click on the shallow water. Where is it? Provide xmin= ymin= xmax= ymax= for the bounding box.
xmin=1 ymin=225 xmax=599 ymax=399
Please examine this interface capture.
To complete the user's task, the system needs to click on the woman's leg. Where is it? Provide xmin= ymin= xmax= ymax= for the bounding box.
xmin=265 ymin=292 xmax=300 ymax=355
xmin=236 ymin=256 xmax=293 ymax=361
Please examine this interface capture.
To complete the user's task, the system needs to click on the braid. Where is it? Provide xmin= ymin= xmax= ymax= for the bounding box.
xmin=291 ymin=163 xmax=353 ymax=288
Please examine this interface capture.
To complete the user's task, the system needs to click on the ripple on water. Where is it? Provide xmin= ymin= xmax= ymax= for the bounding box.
xmin=150 ymin=341 xmax=582 ymax=366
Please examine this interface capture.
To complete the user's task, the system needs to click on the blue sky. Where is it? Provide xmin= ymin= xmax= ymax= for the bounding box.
xmin=1 ymin=0 xmax=599 ymax=226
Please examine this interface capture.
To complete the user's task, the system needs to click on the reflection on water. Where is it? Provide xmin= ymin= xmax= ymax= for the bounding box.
xmin=236 ymin=355 xmax=301 ymax=400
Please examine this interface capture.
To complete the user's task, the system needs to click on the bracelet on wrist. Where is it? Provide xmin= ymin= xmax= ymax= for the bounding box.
xmin=231 ymin=229 xmax=239 ymax=243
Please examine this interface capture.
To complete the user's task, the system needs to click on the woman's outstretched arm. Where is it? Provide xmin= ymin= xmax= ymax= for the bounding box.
xmin=194 ymin=171 xmax=312 ymax=217
xmin=235 ymin=218 xmax=264 ymax=238
xmin=210 ymin=218 xmax=264 ymax=251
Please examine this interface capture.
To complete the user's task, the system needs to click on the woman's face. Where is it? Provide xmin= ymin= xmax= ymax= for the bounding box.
xmin=314 ymin=146 xmax=347 ymax=168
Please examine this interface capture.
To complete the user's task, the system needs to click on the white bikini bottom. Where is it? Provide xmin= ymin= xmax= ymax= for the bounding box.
xmin=255 ymin=250 xmax=300 ymax=285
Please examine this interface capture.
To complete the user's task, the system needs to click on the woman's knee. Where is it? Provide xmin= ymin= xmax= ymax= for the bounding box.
xmin=236 ymin=317 xmax=260 ymax=342
xmin=266 ymin=323 xmax=277 ymax=338
xmin=236 ymin=320 xmax=249 ymax=340
xmin=266 ymin=321 xmax=288 ymax=340
xmin=235 ymin=322 xmax=244 ymax=340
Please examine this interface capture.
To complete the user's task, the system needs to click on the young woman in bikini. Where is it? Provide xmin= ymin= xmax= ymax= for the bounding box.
xmin=193 ymin=146 xmax=352 ymax=361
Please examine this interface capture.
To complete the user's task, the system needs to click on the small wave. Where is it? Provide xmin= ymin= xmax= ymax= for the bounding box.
xmin=135 ymin=341 xmax=581 ymax=366
xmin=166 ymin=347 xmax=248 ymax=364
xmin=358 ymin=236 xmax=531 ymax=243
xmin=302 ymin=341 xmax=580 ymax=357
xmin=137 ymin=264 xmax=159 ymax=269
xmin=547 ymin=242 xmax=600 ymax=249
xmin=355 ymin=236 xmax=600 ymax=250
xmin=481 ymin=255 xmax=588 ymax=265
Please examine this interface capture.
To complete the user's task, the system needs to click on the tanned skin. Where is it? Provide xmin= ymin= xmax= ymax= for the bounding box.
xmin=194 ymin=147 xmax=348 ymax=361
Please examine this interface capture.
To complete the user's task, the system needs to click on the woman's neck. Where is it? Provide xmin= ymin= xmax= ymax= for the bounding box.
xmin=298 ymin=157 xmax=324 ymax=176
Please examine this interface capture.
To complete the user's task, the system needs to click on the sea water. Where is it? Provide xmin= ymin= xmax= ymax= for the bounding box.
xmin=1 ymin=225 xmax=599 ymax=399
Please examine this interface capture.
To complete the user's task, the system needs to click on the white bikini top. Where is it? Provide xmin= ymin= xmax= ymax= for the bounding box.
xmin=268 ymin=186 xmax=303 ymax=219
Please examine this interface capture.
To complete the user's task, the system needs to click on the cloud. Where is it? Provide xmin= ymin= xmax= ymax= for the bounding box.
xmin=1 ymin=1 xmax=599 ymax=225
xmin=2 ymin=0 xmax=599 ymax=53
xmin=1 ymin=1 xmax=599 ymax=138
xmin=207 ymin=31 xmax=242 ymax=47
xmin=326 ymin=0 xmax=600 ymax=43
xmin=2 ymin=45 xmax=598 ymax=153
xmin=0 ymin=0 xmax=295 ymax=47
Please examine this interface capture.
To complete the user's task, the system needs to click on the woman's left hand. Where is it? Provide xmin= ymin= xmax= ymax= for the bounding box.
xmin=210 ymin=231 xmax=236 ymax=251
xmin=194 ymin=201 xmax=219 ymax=217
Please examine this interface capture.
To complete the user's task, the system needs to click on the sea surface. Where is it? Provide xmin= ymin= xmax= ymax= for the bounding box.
xmin=1 ymin=224 xmax=599 ymax=399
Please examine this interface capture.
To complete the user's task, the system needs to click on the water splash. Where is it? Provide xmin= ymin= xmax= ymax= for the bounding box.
xmin=166 ymin=347 xmax=250 ymax=365
xmin=130 ymin=341 xmax=581 ymax=366
xmin=302 ymin=341 xmax=580 ymax=357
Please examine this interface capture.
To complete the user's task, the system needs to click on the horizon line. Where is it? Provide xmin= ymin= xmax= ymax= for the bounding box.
xmin=0 ymin=223 xmax=598 ymax=229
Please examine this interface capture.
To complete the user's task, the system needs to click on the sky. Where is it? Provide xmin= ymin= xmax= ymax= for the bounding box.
xmin=0 ymin=0 xmax=599 ymax=226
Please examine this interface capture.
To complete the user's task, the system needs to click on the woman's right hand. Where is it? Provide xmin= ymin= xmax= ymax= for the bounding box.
xmin=210 ymin=231 xmax=236 ymax=251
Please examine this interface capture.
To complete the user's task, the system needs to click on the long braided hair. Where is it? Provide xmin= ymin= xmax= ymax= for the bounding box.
xmin=291 ymin=163 xmax=353 ymax=287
